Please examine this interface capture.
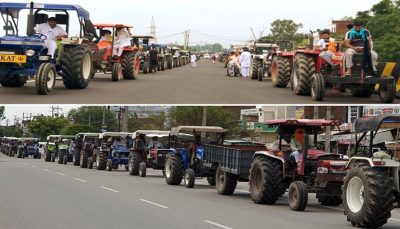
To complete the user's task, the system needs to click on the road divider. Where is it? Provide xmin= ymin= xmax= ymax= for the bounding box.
xmin=139 ymin=199 xmax=169 ymax=209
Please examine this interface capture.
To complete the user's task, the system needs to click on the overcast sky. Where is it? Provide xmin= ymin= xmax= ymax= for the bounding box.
xmin=3 ymin=0 xmax=381 ymax=47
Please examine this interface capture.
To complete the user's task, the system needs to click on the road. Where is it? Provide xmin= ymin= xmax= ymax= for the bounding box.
xmin=0 ymin=60 xmax=398 ymax=104
xmin=1 ymin=154 xmax=400 ymax=229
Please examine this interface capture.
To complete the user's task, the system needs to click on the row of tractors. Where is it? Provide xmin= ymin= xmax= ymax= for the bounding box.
xmin=2 ymin=114 xmax=399 ymax=228
xmin=0 ymin=2 xmax=190 ymax=95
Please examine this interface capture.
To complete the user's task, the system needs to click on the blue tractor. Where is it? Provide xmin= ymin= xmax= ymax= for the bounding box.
xmin=92 ymin=132 xmax=132 ymax=171
xmin=164 ymin=126 xmax=228 ymax=188
xmin=17 ymin=137 xmax=41 ymax=159
xmin=0 ymin=2 xmax=97 ymax=94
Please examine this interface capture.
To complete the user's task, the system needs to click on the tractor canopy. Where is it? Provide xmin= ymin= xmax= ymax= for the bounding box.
xmin=132 ymin=130 xmax=170 ymax=138
xmin=93 ymin=23 xmax=133 ymax=29
xmin=170 ymin=126 xmax=228 ymax=136
xmin=354 ymin=114 xmax=400 ymax=133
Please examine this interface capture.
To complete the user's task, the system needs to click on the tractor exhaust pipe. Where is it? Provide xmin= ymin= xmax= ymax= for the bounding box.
xmin=308 ymin=30 xmax=314 ymax=50
xmin=26 ymin=2 xmax=35 ymax=36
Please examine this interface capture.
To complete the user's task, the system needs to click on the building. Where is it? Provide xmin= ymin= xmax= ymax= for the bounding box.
xmin=331 ymin=20 xmax=351 ymax=35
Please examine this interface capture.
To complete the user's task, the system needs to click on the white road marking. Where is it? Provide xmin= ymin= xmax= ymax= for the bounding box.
xmin=56 ymin=172 xmax=65 ymax=176
xmin=31 ymin=166 xmax=37 ymax=168
xmin=74 ymin=178 xmax=87 ymax=183
xmin=42 ymin=168 xmax=50 ymax=172
xmin=101 ymin=186 xmax=120 ymax=193
xmin=23 ymin=163 xmax=28 ymax=166
xmin=204 ymin=220 xmax=233 ymax=229
xmin=389 ymin=218 xmax=400 ymax=222
xmin=139 ymin=199 xmax=169 ymax=209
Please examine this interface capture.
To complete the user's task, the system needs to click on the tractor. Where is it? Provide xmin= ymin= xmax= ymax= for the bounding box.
xmin=131 ymin=35 xmax=155 ymax=74
xmin=17 ymin=137 xmax=40 ymax=159
xmin=56 ymin=136 xmax=75 ymax=164
xmin=91 ymin=132 xmax=131 ymax=171
xmin=92 ymin=24 xmax=140 ymax=81
xmin=72 ymin=133 xmax=99 ymax=166
xmin=128 ymin=130 xmax=170 ymax=177
xmin=343 ymin=114 xmax=400 ymax=228
xmin=152 ymin=44 xmax=170 ymax=71
xmin=43 ymin=135 xmax=74 ymax=162
xmin=78 ymin=133 xmax=99 ymax=168
xmin=4 ymin=137 xmax=18 ymax=157
xmin=164 ymin=126 xmax=228 ymax=188
xmin=248 ymin=119 xmax=348 ymax=211
xmin=250 ymin=43 xmax=279 ymax=81
xmin=0 ymin=2 xmax=98 ymax=94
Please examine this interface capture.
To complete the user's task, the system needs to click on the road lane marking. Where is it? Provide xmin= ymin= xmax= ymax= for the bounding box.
xmin=389 ymin=218 xmax=400 ymax=222
xmin=204 ymin=220 xmax=233 ymax=229
xmin=56 ymin=172 xmax=65 ymax=176
xmin=139 ymin=199 xmax=169 ymax=209
xmin=31 ymin=165 xmax=37 ymax=168
xmin=43 ymin=168 xmax=50 ymax=172
xmin=23 ymin=163 xmax=28 ymax=166
xmin=101 ymin=186 xmax=120 ymax=193
xmin=74 ymin=178 xmax=87 ymax=183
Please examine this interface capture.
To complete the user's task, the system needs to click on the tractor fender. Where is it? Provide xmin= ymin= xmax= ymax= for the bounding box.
xmin=346 ymin=156 xmax=400 ymax=169
xmin=253 ymin=151 xmax=286 ymax=177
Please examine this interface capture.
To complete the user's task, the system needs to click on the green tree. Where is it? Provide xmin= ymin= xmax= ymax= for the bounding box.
xmin=60 ymin=124 xmax=96 ymax=135
xmin=0 ymin=126 xmax=23 ymax=137
xmin=28 ymin=115 xmax=69 ymax=139
xmin=68 ymin=106 xmax=118 ymax=132
xmin=0 ymin=106 xmax=4 ymax=120
xmin=270 ymin=19 xmax=303 ymax=43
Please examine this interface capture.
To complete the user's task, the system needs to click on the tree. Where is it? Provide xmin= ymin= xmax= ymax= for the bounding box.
xmin=28 ymin=115 xmax=69 ymax=139
xmin=60 ymin=124 xmax=96 ymax=135
xmin=128 ymin=113 xmax=166 ymax=131
xmin=0 ymin=126 xmax=22 ymax=137
xmin=0 ymin=106 xmax=4 ymax=121
xmin=68 ymin=106 xmax=118 ymax=132
xmin=269 ymin=19 xmax=303 ymax=43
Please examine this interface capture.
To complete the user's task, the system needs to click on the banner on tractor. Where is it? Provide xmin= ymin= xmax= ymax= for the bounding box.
xmin=377 ymin=62 xmax=400 ymax=97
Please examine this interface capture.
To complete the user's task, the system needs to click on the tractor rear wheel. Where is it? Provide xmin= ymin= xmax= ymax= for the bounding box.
xmin=288 ymin=181 xmax=308 ymax=211
xmin=167 ymin=57 xmax=172 ymax=69
xmin=343 ymin=163 xmax=395 ymax=228
xmin=311 ymin=73 xmax=325 ymax=101
xmin=249 ymin=157 xmax=282 ymax=204
xmin=106 ymin=159 xmax=113 ymax=171
xmin=143 ymin=61 xmax=149 ymax=74
xmin=379 ymin=76 xmax=396 ymax=103
xmin=87 ymin=157 xmax=94 ymax=169
xmin=63 ymin=155 xmax=68 ymax=164
xmin=271 ymin=57 xmax=291 ymax=88
xmin=128 ymin=152 xmax=141 ymax=176
xmin=35 ymin=63 xmax=56 ymax=95
xmin=252 ymin=60 xmax=262 ymax=80
xmin=122 ymin=52 xmax=139 ymax=80
xmin=165 ymin=154 xmax=184 ymax=185
xmin=184 ymin=168 xmax=195 ymax=188
xmin=0 ymin=75 xmax=26 ymax=87
xmin=139 ymin=162 xmax=147 ymax=177
xmin=58 ymin=151 xmax=64 ymax=164
xmin=61 ymin=45 xmax=92 ymax=89
xmin=51 ymin=153 xmax=55 ymax=162
xmin=80 ymin=150 xmax=88 ymax=168
xmin=111 ymin=63 xmax=122 ymax=82
xmin=73 ymin=151 xmax=80 ymax=166
xmin=96 ymin=152 xmax=106 ymax=170
xmin=216 ymin=165 xmax=238 ymax=195
xmin=292 ymin=54 xmax=315 ymax=96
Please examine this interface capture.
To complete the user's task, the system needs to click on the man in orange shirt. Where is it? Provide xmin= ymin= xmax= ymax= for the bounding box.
xmin=315 ymin=30 xmax=336 ymax=67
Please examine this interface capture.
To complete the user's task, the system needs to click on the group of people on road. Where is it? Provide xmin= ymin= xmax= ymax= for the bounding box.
xmin=225 ymin=47 xmax=252 ymax=78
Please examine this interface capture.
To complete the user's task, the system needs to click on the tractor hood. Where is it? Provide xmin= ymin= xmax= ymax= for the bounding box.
xmin=0 ymin=35 xmax=44 ymax=47
xmin=307 ymin=149 xmax=334 ymax=160
xmin=112 ymin=145 xmax=130 ymax=153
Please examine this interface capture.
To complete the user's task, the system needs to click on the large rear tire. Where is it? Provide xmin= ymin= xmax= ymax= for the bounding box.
xmin=80 ymin=150 xmax=88 ymax=168
xmin=96 ymin=152 xmax=106 ymax=170
xmin=249 ymin=157 xmax=283 ymax=204
xmin=122 ymin=52 xmax=139 ymax=80
xmin=61 ymin=45 xmax=92 ymax=89
xmin=252 ymin=60 xmax=262 ymax=80
xmin=343 ymin=163 xmax=395 ymax=228
xmin=35 ymin=63 xmax=56 ymax=95
xmin=128 ymin=152 xmax=141 ymax=176
xmin=271 ymin=57 xmax=291 ymax=88
xmin=165 ymin=154 xmax=184 ymax=185
xmin=292 ymin=54 xmax=315 ymax=96
xmin=379 ymin=76 xmax=396 ymax=103
xmin=216 ymin=165 xmax=238 ymax=195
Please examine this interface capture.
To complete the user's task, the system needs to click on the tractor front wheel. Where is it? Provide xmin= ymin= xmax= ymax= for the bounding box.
xmin=184 ymin=168 xmax=195 ymax=188
xmin=139 ymin=162 xmax=147 ymax=177
xmin=311 ymin=73 xmax=325 ymax=101
xmin=128 ymin=152 xmax=141 ymax=176
xmin=111 ymin=63 xmax=123 ymax=82
xmin=288 ymin=181 xmax=308 ymax=211
xmin=106 ymin=159 xmax=113 ymax=171
xmin=35 ymin=63 xmax=56 ymax=95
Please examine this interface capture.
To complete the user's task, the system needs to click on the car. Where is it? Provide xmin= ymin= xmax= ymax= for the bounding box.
xmin=203 ymin=54 xmax=211 ymax=59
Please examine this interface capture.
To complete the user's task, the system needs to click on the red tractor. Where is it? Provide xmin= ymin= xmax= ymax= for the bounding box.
xmin=92 ymin=24 xmax=140 ymax=81
xmin=271 ymin=38 xmax=396 ymax=103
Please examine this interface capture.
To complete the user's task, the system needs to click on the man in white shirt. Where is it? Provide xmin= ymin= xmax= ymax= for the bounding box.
xmin=240 ymin=47 xmax=251 ymax=78
xmin=34 ymin=17 xmax=68 ymax=58
xmin=113 ymin=26 xmax=132 ymax=57
xmin=190 ymin=53 xmax=197 ymax=68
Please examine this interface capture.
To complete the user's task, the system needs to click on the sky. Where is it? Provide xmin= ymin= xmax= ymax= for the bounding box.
xmin=1 ymin=0 xmax=381 ymax=47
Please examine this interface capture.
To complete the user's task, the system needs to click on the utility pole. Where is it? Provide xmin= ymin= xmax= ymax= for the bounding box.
xmin=121 ymin=106 xmax=129 ymax=132
xmin=201 ymin=107 xmax=207 ymax=138
xmin=325 ymin=106 xmax=332 ymax=153
xmin=101 ymin=106 xmax=107 ymax=132
xmin=50 ymin=106 xmax=62 ymax=117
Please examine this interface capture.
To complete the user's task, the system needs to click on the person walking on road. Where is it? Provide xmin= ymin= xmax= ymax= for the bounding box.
xmin=149 ymin=45 xmax=159 ymax=74
xmin=190 ymin=53 xmax=197 ymax=68
xmin=240 ymin=47 xmax=251 ymax=78
xmin=211 ymin=54 xmax=216 ymax=64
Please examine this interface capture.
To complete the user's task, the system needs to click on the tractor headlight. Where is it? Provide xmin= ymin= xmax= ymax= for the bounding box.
xmin=26 ymin=49 xmax=35 ymax=56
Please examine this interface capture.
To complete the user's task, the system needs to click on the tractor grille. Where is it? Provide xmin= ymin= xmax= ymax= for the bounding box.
xmin=0 ymin=47 xmax=24 ymax=55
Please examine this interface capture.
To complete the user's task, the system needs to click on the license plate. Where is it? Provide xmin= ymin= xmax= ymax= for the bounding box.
xmin=0 ymin=54 xmax=27 ymax=64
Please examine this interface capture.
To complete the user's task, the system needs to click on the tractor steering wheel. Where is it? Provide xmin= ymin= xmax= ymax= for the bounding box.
xmin=32 ymin=33 xmax=47 ymax=40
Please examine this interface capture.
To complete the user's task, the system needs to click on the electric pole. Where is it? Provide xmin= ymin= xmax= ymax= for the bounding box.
xmin=201 ymin=107 xmax=207 ymax=138
xmin=50 ymin=106 xmax=62 ymax=117
xmin=121 ymin=106 xmax=129 ymax=132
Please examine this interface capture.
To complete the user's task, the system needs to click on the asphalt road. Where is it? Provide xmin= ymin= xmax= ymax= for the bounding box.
xmin=0 ymin=60 xmax=398 ymax=104
xmin=1 ymin=154 xmax=400 ymax=229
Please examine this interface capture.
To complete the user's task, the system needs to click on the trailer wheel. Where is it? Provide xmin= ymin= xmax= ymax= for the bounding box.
xmin=288 ymin=181 xmax=308 ymax=211
xmin=379 ymin=76 xmax=396 ymax=103
xmin=106 ymin=159 xmax=113 ymax=171
xmin=63 ymin=155 xmax=68 ymax=164
xmin=216 ymin=165 xmax=238 ymax=195
xmin=343 ymin=163 xmax=395 ymax=228
xmin=87 ymin=157 xmax=94 ymax=169
xmin=311 ymin=73 xmax=325 ymax=101
xmin=249 ymin=157 xmax=282 ymax=204
xmin=207 ymin=176 xmax=216 ymax=186
xmin=128 ymin=152 xmax=140 ymax=176
xmin=184 ymin=168 xmax=195 ymax=188
xmin=165 ymin=154 xmax=184 ymax=185
xmin=139 ymin=162 xmax=147 ymax=177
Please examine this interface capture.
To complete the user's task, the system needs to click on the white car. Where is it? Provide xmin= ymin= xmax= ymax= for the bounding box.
xmin=203 ymin=54 xmax=211 ymax=59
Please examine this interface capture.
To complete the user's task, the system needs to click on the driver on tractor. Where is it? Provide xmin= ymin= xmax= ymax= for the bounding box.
xmin=148 ymin=136 xmax=162 ymax=149
xmin=344 ymin=21 xmax=378 ymax=77
xmin=34 ymin=17 xmax=68 ymax=58
xmin=289 ymin=128 xmax=305 ymax=163
xmin=315 ymin=30 xmax=337 ymax=69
